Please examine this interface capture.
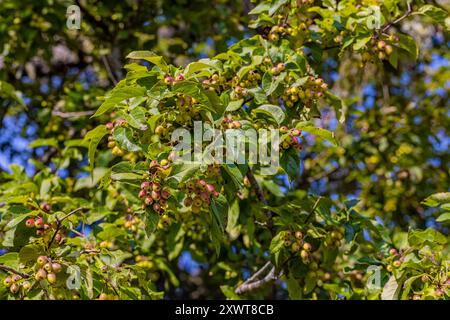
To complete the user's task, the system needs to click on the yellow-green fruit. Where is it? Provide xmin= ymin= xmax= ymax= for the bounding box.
xmin=47 ymin=273 xmax=57 ymax=284
xmin=22 ymin=281 xmax=31 ymax=290
xmin=3 ymin=277 xmax=12 ymax=287
xmin=10 ymin=283 xmax=19 ymax=294
xmin=300 ymin=250 xmax=309 ymax=259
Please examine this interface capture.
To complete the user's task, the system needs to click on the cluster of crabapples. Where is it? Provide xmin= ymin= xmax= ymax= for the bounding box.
xmin=106 ymin=119 xmax=126 ymax=157
xmin=283 ymin=231 xmax=313 ymax=262
xmin=180 ymin=178 xmax=220 ymax=214
xmin=267 ymin=16 xmax=314 ymax=42
xmin=138 ymin=160 xmax=172 ymax=214
xmin=283 ymin=76 xmax=328 ymax=108
xmin=24 ymin=204 xmax=63 ymax=243
xmin=385 ymin=248 xmax=404 ymax=271
xmin=33 ymin=256 xmax=62 ymax=285
xmin=280 ymin=127 xmax=302 ymax=151
xmin=222 ymin=115 xmax=242 ymax=130
xmin=3 ymin=274 xmax=30 ymax=295
xmin=363 ymin=35 xmax=398 ymax=62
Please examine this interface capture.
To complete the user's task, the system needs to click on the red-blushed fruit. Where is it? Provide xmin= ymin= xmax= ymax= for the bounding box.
xmin=206 ymin=184 xmax=215 ymax=193
xmin=295 ymin=231 xmax=303 ymax=239
xmin=11 ymin=274 xmax=21 ymax=282
xmin=3 ymin=277 xmax=12 ymax=287
xmin=34 ymin=217 xmax=44 ymax=228
xmin=413 ymin=294 xmax=421 ymax=300
xmin=25 ymin=218 xmax=35 ymax=228
xmin=106 ymin=122 xmax=114 ymax=130
xmin=200 ymin=192 xmax=209 ymax=202
xmin=291 ymin=129 xmax=301 ymax=136
xmin=138 ymin=190 xmax=147 ymax=199
xmin=213 ymin=191 xmax=220 ymax=198
xmin=161 ymin=190 xmax=171 ymax=200
xmin=22 ymin=281 xmax=31 ymax=290
xmin=55 ymin=233 xmax=62 ymax=243
xmin=389 ymin=248 xmax=398 ymax=256
xmin=47 ymin=273 xmax=57 ymax=284
xmin=198 ymin=180 xmax=207 ymax=188
xmin=36 ymin=229 xmax=45 ymax=236
xmin=393 ymin=260 xmax=401 ymax=268
xmin=153 ymin=203 xmax=161 ymax=212
xmin=435 ymin=288 xmax=444 ymax=297
xmin=164 ymin=75 xmax=174 ymax=85
xmin=176 ymin=74 xmax=184 ymax=82
xmin=43 ymin=224 xmax=50 ymax=230
xmin=37 ymin=256 xmax=47 ymax=266
xmin=99 ymin=293 xmax=108 ymax=300
xmin=10 ymin=283 xmax=19 ymax=294
xmin=35 ymin=268 xmax=47 ymax=281
xmin=303 ymin=242 xmax=312 ymax=251
xmin=377 ymin=40 xmax=386 ymax=50
xmin=144 ymin=196 xmax=154 ymax=206
xmin=41 ymin=202 xmax=51 ymax=212
xmin=141 ymin=181 xmax=150 ymax=190
xmin=280 ymin=126 xmax=289 ymax=134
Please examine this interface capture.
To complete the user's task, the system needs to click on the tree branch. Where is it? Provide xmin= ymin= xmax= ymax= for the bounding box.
xmin=381 ymin=2 xmax=413 ymax=33
xmin=52 ymin=110 xmax=95 ymax=119
xmin=235 ymin=266 xmax=280 ymax=295
xmin=47 ymin=207 xmax=86 ymax=250
xmin=0 ymin=265 xmax=30 ymax=278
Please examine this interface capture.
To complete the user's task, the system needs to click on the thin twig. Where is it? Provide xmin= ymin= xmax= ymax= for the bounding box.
xmin=381 ymin=2 xmax=413 ymax=33
xmin=52 ymin=110 xmax=95 ymax=119
xmin=0 ymin=265 xmax=30 ymax=278
xmin=101 ymin=55 xmax=118 ymax=85
xmin=305 ymin=196 xmax=322 ymax=223
xmin=47 ymin=207 xmax=86 ymax=250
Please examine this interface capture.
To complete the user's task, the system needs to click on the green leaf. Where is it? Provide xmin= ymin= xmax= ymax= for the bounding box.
xmin=83 ymin=125 xmax=108 ymax=171
xmin=280 ymin=148 xmax=299 ymax=182
xmin=296 ymin=122 xmax=337 ymax=146
xmin=353 ymin=35 xmax=372 ymax=50
xmin=381 ymin=276 xmax=399 ymax=300
xmin=0 ymin=252 xmax=19 ymax=269
xmin=113 ymin=126 xmax=141 ymax=152
xmin=92 ymin=86 xmax=146 ymax=117
xmin=172 ymin=81 xmax=223 ymax=114
xmin=422 ymin=192 xmax=450 ymax=207
xmin=29 ymin=138 xmax=58 ymax=148
xmin=121 ymin=107 xmax=148 ymax=130
xmin=126 ymin=51 xmax=168 ymax=71
xmin=436 ymin=212 xmax=450 ymax=222
xmin=270 ymin=231 xmax=286 ymax=254
xmin=397 ymin=33 xmax=418 ymax=60
xmin=417 ymin=5 xmax=448 ymax=24
xmin=253 ymin=104 xmax=285 ymax=125
xmin=408 ymin=228 xmax=447 ymax=247
xmin=226 ymin=99 xmax=244 ymax=112
xmin=285 ymin=276 xmax=302 ymax=299
xmin=19 ymin=245 xmax=42 ymax=264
